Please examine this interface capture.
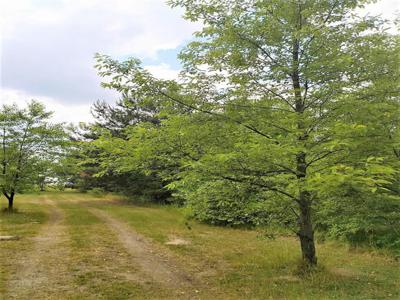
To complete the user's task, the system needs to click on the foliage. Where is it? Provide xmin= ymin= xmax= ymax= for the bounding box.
xmin=0 ymin=101 xmax=67 ymax=209
xmin=92 ymin=0 xmax=400 ymax=265
xmin=70 ymin=102 xmax=171 ymax=203
xmin=314 ymin=183 xmax=400 ymax=252
xmin=176 ymin=180 xmax=271 ymax=227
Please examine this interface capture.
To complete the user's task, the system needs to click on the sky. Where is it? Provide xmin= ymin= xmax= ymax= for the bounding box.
xmin=0 ymin=0 xmax=398 ymax=124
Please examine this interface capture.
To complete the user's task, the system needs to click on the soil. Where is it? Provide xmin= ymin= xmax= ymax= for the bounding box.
xmin=88 ymin=208 xmax=199 ymax=294
xmin=5 ymin=199 xmax=72 ymax=299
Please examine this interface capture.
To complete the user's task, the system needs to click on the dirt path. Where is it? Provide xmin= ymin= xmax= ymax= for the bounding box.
xmin=5 ymin=198 xmax=71 ymax=299
xmin=89 ymin=208 xmax=200 ymax=296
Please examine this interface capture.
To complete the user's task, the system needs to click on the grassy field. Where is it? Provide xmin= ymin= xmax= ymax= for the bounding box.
xmin=0 ymin=191 xmax=399 ymax=299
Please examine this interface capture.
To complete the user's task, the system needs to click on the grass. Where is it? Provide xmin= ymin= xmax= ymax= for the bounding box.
xmin=96 ymin=200 xmax=400 ymax=299
xmin=1 ymin=191 xmax=399 ymax=299
xmin=58 ymin=197 xmax=173 ymax=299
xmin=0 ymin=194 xmax=49 ymax=295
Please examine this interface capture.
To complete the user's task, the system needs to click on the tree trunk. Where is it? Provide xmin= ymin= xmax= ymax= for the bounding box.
xmin=8 ymin=196 xmax=14 ymax=210
xmin=295 ymin=150 xmax=317 ymax=266
xmin=3 ymin=192 xmax=15 ymax=211
xmin=291 ymin=2 xmax=317 ymax=267
xmin=298 ymin=192 xmax=317 ymax=266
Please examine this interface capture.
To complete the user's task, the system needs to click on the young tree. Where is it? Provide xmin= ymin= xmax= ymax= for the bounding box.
xmin=0 ymin=101 xmax=66 ymax=210
xmin=95 ymin=0 xmax=399 ymax=266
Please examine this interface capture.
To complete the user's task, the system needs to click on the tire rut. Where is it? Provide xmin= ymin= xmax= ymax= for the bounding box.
xmin=5 ymin=198 xmax=71 ymax=299
xmin=88 ymin=208 xmax=200 ymax=296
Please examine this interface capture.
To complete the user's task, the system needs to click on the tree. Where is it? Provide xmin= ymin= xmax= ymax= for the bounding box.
xmin=70 ymin=95 xmax=172 ymax=201
xmin=0 ymin=101 xmax=66 ymax=210
xmin=95 ymin=0 xmax=399 ymax=266
xmin=91 ymin=97 xmax=160 ymax=137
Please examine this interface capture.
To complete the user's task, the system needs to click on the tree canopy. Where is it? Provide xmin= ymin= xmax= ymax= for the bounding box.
xmin=0 ymin=101 xmax=67 ymax=210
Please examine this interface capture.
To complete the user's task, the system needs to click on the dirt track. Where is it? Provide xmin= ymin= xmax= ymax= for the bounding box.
xmin=6 ymin=198 xmax=71 ymax=299
xmin=3 ymin=197 xmax=200 ymax=299
xmin=89 ymin=208 xmax=199 ymax=295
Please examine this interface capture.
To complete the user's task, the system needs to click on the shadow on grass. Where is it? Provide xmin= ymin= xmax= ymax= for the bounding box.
xmin=1 ymin=207 xmax=19 ymax=214
xmin=1 ymin=207 xmax=46 ymax=225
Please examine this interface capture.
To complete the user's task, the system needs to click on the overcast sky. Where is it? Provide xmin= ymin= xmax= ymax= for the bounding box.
xmin=0 ymin=0 xmax=398 ymax=123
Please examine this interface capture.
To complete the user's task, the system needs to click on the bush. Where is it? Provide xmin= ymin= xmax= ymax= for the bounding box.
xmin=89 ymin=187 xmax=106 ymax=197
xmin=178 ymin=180 xmax=271 ymax=227
xmin=314 ymin=185 xmax=400 ymax=253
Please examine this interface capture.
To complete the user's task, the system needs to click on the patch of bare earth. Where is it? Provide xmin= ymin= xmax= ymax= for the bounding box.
xmin=89 ymin=208 xmax=201 ymax=298
xmin=5 ymin=199 xmax=72 ymax=299
xmin=331 ymin=267 xmax=362 ymax=278
xmin=165 ymin=236 xmax=191 ymax=246
xmin=272 ymin=275 xmax=301 ymax=283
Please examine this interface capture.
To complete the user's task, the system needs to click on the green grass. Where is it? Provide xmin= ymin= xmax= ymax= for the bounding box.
xmin=0 ymin=194 xmax=49 ymax=295
xmin=98 ymin=202 xmax=400 ymax=300
xmin=1 ymin=192 xmax=399 ymax=299
xmin=58 ymin=199 xmax=172 ymax=300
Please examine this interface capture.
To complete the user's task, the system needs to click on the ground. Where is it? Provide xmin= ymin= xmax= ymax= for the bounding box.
xmin=0 ymin=192 xmax=399 ymax=299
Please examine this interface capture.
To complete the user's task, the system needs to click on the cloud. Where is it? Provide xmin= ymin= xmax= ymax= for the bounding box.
xmin=0 ymin=61 xmax=180 ymax=124
xmin=1 ymin=0 xmax=397 ymax=124
xmin=0 ymin=0 xmax=199 ymax=107
xmin=361 ymin=0 xmax=399 ymax=21
xmin=1 ymin=0 xmax=199 ymax=57
xmin=145 ymin=63 xmax=180 ymax=80
xmin=0 ymin=62 xmax=180 ymax=124
xmin=0 ymin=88 xmax=94 ymax=123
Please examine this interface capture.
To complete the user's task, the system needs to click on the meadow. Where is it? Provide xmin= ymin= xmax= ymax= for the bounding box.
xmin=1 ymin=192 xmax=399 ymax=299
